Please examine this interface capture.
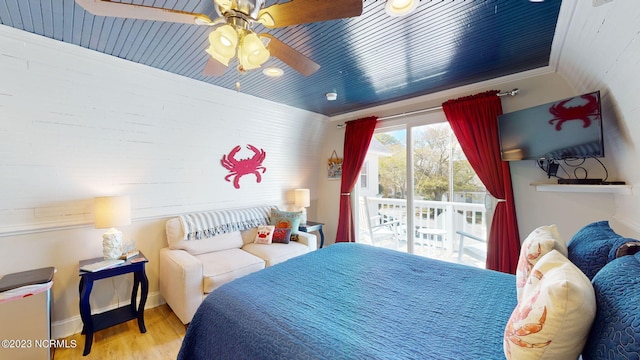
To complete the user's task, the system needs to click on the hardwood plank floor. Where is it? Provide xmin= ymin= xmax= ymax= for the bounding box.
xmin=54 ymin=305 xmax=186 ymax=360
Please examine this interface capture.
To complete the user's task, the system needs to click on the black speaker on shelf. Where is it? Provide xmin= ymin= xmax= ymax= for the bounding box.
xmin=557 ymin=178 xmax=603 ymax=185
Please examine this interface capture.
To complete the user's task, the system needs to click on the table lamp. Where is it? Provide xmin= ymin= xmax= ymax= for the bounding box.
xmin=94 ymin=196 xmax=131 ymax=259
xmin=294 ymin=189 xmax=310 ymax=225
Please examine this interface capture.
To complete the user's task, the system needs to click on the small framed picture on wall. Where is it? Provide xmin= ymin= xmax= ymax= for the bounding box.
xmin=328 ymin=150 xmax=342 ymax=180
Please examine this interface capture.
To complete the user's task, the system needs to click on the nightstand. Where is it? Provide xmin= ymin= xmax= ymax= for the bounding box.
xmin=299 ymin=221 xmax=325 ymax=249
xmin=78 ymin=252 xmax=149 ymax=356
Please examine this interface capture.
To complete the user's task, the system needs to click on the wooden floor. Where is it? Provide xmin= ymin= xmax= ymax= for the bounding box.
xmin=54 ymin=305 xmax=186 ymax=360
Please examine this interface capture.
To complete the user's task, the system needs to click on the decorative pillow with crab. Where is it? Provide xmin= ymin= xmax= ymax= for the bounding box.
xmin=504 ymin=250 xmax=596 ymax=360
xmin=515 ymin=224 xmax=567 ymax=301
xmin=271 ymin=228 xmax=292 ymax=244
xmin=254 ymin=225 xmax=275 ymax=244
xmin=269 ymin=209 xmax=302 ymax=241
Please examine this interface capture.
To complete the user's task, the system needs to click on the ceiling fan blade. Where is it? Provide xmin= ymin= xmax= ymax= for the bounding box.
xmin=75 ymin=0 xmax=213 ymax=25
xmin=258 ymin=0 xmax=363 ymax=29
xmin=202 ymin=57 xmax=228 ymax=76
xmin=261 ymin=34 xmax=320 ymax=76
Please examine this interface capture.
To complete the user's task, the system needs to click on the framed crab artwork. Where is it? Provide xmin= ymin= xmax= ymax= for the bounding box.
xmin=221 ymin=144 xmax=267 ymax=189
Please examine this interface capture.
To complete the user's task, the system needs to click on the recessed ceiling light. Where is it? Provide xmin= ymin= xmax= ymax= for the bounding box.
xmin=326 ymin=92 xmax=337 ymax=101
xmin=262 ymin=67 xmax=283 ymax=77
xmin=385 ymin=0 xmax=418 ymax=17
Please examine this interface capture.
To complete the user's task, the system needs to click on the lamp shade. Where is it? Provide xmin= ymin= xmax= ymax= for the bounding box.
xmin=94 ymin=196 xmax=131 ymax=229
xmin=294 ymin=189 xmax=311 ymax=208
xmin=206 ymin=25 xmax=238 ymax=66
xmin=238 ymin=32 xmax=270 ymax=70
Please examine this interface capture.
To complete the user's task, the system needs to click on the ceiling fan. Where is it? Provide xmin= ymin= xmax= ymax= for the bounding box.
xmin=75 ymin=0 xmax=363 ymax=77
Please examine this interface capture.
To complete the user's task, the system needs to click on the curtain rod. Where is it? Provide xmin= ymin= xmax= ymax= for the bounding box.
xmin=336 ymin=88 xmax=519 ymax=128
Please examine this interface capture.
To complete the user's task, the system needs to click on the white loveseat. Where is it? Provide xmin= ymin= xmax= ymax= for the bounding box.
xmin=159 ymin=206 xmax=317 ymax=324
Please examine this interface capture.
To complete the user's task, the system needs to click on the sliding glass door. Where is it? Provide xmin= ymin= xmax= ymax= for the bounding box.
xmin=356 ymin=121 xmax=487 ymax=268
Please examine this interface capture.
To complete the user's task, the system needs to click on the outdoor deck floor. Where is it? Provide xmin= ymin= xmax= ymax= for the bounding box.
xmin=359 ymin=237 xmax=486 ymax=269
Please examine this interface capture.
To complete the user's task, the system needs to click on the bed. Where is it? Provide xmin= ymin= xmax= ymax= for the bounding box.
xmin=178 ymin=221 xmax=640 ymax=360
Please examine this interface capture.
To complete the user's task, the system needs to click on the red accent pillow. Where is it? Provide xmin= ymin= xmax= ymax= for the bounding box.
xmin=271 ymin=228 xmax=292 ymax=244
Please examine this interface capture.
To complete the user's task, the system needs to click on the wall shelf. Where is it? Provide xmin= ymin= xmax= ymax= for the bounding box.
xmin=531 ymin=182 xmax=632 ymax=195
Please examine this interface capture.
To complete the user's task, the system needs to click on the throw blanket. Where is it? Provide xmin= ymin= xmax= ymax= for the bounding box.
xmin=179 ymin=205 xmax=274 ymax=240
xmin=178 ymin=243 xmax=516 ymax=359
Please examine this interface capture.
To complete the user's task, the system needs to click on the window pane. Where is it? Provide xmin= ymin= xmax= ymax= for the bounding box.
xmin=412 ymin=123 xmax=486 ymax=268
xmin=357 ymin=130 xmax=407 ymax=252
xmin=359 ymin=161 xmax=368 ymax=189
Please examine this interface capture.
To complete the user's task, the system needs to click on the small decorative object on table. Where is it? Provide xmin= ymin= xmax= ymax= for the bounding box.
xmin=120 ymin=238 xmax=139 ymax=259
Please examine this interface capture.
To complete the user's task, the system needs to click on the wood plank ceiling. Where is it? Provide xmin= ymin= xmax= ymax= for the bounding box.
xmin=0 ymin=0 xmax=562 ymax=116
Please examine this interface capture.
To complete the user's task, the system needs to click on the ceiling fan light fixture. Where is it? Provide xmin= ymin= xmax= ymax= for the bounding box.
xmin=385 ymin=0 xmax=418 ymax=17
xmin=239 ymin=32 xmax=270 ymax=69
xmin=205 ymin=45 xmax=231 ymax=66
xmin=206 ymin=25 xmax=238 ymax=65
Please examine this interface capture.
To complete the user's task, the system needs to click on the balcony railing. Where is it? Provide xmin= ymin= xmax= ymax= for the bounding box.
xmin=360 ymin=196 xmax=487 ymax=266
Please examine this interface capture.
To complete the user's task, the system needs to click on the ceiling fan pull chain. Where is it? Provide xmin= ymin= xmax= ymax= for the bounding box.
xmin=235 ymin=70 xmax=242 ymax=92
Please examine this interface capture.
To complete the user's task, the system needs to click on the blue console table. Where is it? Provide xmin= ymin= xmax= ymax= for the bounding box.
xmin=299 ymin=221 xmax=325 ymax=249
xmin=78 ymin=253 xmax=148 ymax=356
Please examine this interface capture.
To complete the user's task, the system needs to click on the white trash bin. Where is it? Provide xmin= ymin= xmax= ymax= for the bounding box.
xmin=0 ymin=267 xmax=55 ymax=360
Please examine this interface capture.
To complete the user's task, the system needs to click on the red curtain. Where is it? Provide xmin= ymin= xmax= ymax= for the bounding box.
xmin=335 ymin=116 xmax=378 ymax=243
xmin=442 ymin=91 xmax=520 ymax=274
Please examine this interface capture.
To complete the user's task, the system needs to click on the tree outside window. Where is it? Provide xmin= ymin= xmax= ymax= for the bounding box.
xmin=376 ymin=123 xmax=485 ymax=202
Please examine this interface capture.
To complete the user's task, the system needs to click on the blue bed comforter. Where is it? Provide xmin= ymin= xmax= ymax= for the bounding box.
xmin=178 ymin=243 xmax=516 ymax=360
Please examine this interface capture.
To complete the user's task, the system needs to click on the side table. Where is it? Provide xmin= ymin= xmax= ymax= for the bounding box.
xmin=299 ymin=221 xmax=325 ymax=249
xmin=78 ymin=252 xmax=149 ymax=356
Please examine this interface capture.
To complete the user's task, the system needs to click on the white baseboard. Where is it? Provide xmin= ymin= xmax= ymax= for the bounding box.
xmin=52 ymin=291 xmax=165 ymax=340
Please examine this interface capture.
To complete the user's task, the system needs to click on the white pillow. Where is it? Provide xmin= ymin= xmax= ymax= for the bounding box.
xmin=504 ymin=250 xmax=595 ymax=360
xmin=516 ymin=225 xmax=567 ymax=300
xmin=254 ymin=225 xmax=275 ymax=244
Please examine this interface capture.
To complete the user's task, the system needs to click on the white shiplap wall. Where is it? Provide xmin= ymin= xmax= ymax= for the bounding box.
xmin=0 ymin=24 xmax=327 ymax=234
xmin=0 ymin=24 xmax=327 ymax=338
xmin=556 ymin=0 xmax=640 ymax=233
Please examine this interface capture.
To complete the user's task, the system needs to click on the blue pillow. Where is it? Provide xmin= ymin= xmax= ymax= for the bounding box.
xmin=567 ymin=221 xmax=635 ymax=279
xmin=582 ymin=252 xmax=640 ymax=359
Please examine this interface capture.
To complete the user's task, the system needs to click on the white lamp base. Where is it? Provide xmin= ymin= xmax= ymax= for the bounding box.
xmin=102 ymin=228 xmax=123 ymax=259
xmin=299 ymin=207 xmax=308 ymax=225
